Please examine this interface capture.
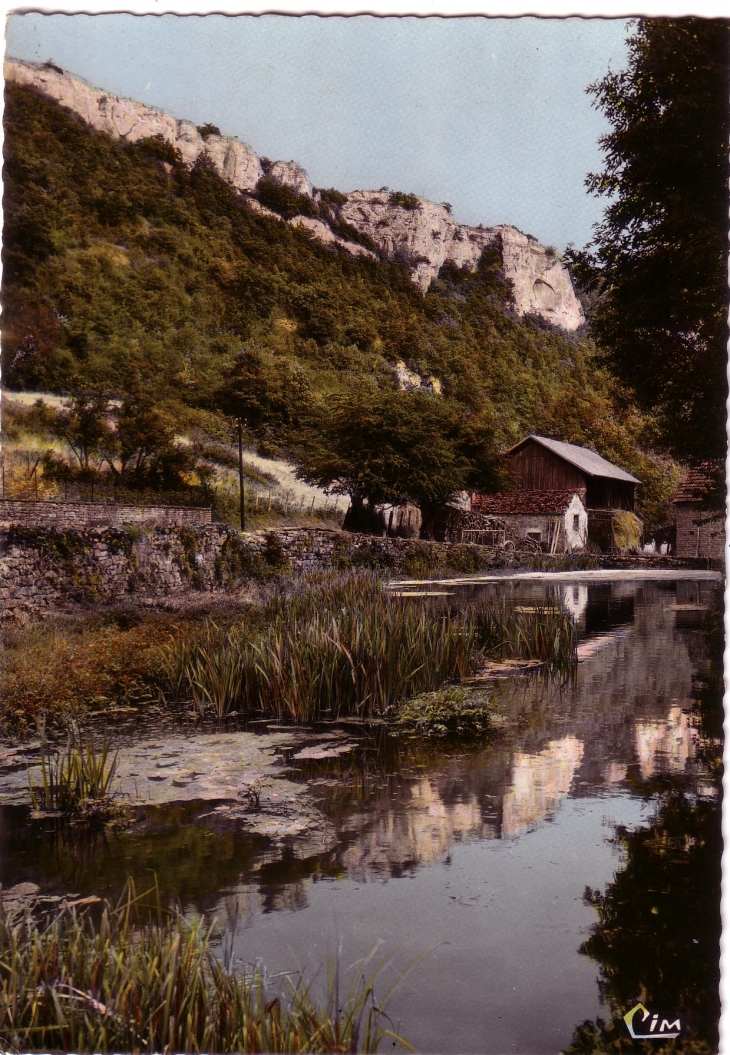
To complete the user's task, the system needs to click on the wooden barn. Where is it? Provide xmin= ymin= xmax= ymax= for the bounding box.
xmin=671 ymin=462 xmax=725 ymax=562
xmin=504 ymin=435 xmax=640 ymax=511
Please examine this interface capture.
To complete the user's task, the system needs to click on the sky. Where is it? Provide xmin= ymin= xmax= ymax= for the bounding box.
xmin=5 ymin=14 xmax=630 ymax=250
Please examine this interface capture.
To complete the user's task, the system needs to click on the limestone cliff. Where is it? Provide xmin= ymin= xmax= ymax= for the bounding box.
xmin=338 ymin=193 xmax=583 ymax=329
xmin=6 ymin=58 xmax=263 ymax=192
xmin=4 ymin=57 xmax=584 ymax=331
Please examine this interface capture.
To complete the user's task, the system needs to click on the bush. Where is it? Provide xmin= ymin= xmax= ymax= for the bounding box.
xmin=254 ymin=177 xmax=318 ymax=220
xmin=388 ymin=191 xmax=421 ymax=211
xmin=135 ymin=135 xmax=182 ymax=165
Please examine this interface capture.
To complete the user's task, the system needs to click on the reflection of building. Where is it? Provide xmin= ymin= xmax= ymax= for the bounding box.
xmin=634 ymin=705 xmax=696 ymax=780
xmin=501 ymin=736 xmax=584 ymax=837
xmin=562 ymin=583 xmax=589 ymax=624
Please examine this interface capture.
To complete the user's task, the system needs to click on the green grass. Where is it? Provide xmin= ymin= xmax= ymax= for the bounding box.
xmin=0 ymin=885 xmax=415 ymax=1053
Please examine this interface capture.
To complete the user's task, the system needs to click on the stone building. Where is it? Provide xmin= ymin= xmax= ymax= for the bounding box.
xmin=671 ymin=462 xmax=726 ymax=561
xmin=468 ymin=489 xmax=588 ymax=553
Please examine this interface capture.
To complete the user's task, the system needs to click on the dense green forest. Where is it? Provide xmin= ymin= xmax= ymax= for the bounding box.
xmin=1 ymin=82 xmax=677 ymax=525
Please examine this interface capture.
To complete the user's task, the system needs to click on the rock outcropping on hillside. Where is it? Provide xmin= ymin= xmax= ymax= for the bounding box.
xmin=5 ymin=57 xmax=584 ymax=331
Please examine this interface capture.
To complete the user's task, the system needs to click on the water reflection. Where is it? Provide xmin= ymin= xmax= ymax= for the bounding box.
xmin=502 ymin=735 xmax=584 ymax=837
xmin=564 ymin=588 xmax=723 ymax=1055
xmin=0 ymin=577 xmax=722 ymax=1054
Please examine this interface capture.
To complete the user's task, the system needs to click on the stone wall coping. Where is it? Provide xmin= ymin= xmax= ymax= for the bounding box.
xmin=0 ymin=498 xmax=212 ymax=513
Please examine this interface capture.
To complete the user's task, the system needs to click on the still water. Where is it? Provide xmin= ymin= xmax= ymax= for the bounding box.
xmin=0 ymin=575 xmax=722 ymax=1053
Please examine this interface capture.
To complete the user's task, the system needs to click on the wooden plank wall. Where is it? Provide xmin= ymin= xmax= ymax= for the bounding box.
xmin=506 ymin=442 xmax=586 ymax=491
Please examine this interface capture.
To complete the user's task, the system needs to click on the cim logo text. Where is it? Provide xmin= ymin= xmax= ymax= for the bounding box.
xmin=624 ymin=1003 xmax=681 ymax=1040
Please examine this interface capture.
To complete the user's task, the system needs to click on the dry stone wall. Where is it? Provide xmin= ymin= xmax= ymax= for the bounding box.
xmin=0 ymin=523 xmax=503 ymax=624
xmin=0 ymin=499 xmax=212 ymax=531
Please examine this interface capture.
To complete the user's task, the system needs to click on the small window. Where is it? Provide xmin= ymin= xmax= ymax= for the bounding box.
xmin=526 ymin=530 xmax=542 ymax=542
xmin=573 ymin=514 xmax=580 ymax=532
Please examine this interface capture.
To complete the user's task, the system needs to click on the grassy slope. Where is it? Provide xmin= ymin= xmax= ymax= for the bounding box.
xmin=2 ymin=82 xmax=676 ymax=524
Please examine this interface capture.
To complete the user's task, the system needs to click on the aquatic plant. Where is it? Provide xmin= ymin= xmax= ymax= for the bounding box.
xmin=0 ymin=885 xmax=414 ymax=1053
xmin=158 ymin=572 xmax=576 ymax=721
xmin=394 ymin=687 xmax=495 ymax=738
xmin=28 ymin=728 xmax=119 ymax=819
xmin=468 ymin=603 xmax=577 ymax=679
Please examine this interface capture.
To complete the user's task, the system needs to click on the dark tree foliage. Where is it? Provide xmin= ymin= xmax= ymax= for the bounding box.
xmin=295 ymin=383 xmax=508 ymax=515
xmin=583 ymin=18 xmax=730 ymax=460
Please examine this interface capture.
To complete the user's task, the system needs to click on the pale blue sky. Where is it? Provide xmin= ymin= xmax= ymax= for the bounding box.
xmin=5 ymin=14 xmax=629 ymax=250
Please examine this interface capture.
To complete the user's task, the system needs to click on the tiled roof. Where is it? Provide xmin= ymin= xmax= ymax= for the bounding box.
xmin=471 ymin=489 xmax=582 ymax=515
xmin=671 ymin=461 xmax=726 ymax=505
xmin=505 ymin=435 xmax=642 ymax=484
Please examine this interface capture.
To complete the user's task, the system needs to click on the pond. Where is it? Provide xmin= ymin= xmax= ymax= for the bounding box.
xmin=0 ymin=572 xmax=722 ymax=1053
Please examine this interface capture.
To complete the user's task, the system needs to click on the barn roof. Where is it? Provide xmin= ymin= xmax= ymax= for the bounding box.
xmin=671 ymin=461 xmax=725 ymax=505
xmin=471 ymin=489 xmax=582 ymax=516
xmin=505 ymin=435 xmax=641 ymax=485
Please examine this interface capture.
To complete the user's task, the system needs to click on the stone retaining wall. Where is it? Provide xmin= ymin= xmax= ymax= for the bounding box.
xmin=0 ymin=524 xmax=504 ymax=624
xmin=0 ymin=499 xmax=212 ymax=531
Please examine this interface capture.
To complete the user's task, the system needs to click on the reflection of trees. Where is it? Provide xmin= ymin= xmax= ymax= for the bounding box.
xmin=0 ymin=803 xmax=266 ymax=911
xmin=564 ymin=588 xmax=723 ymax=1054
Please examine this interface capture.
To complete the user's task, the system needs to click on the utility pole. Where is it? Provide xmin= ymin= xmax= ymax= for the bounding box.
xmin=237 ymin=417 xmax=246 ymax=532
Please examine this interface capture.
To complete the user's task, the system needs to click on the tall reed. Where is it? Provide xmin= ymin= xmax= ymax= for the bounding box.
xmin=0 ymin=885 xmax=413 ymax=1053
xmin=469 ymin=603 xmax=577 ymax=678
xmin=28 ymin=727 xmax=119 ymax=816
xmin=157 ymin=572 xmax=576 ymax=722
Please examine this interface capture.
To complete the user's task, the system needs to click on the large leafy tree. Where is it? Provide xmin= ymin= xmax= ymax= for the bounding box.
xmin=579 ymin=18 xmax=729 ymax=460
xmin=296 ymin=383 xmax=507 ymax=529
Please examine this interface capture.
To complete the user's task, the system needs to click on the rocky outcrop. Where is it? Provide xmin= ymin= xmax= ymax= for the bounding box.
xmin=6 ymin=58 xmax=264 ymax=193
xmin=5 ymin=56 xmax=584 ymax=331
xmin=290 ymin=216 xmax=376 ymax=260
xmin=267 ymin=159 xmax=312 ymax=196
xmin=392 ymin=359 xmax=442 ymax=394
xmin=338 ymin=193 xmax=583 ymax=329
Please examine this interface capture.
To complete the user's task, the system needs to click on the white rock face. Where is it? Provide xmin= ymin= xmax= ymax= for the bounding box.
xmin=392 ymin=359 xmax=442 ymax=394
xmin=267 ymin=159 xmax=312 ymax=196
xmin=494 ymin=225 xmax=584 ymax=331
xmin=5 ymin=58 xmax=262 ymax=193
xmin=5 ymin=57 xmax=584 ymax=331
xmin=339 ymin=192 xmax=584 ymax=330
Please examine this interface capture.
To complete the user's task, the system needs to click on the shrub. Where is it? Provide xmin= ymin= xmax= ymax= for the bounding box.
xmin=255 ymin=177 xmax=318 ymax=220
xmin=388 ymin=191 xmax=421 ymax=211
xmin=135 ymin=135 xmax=182 ymax=166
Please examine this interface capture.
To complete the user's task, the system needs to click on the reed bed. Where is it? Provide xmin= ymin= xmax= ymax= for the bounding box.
xmin=0 ymin=886 xmax=412 ymax=1053
xmin=158 ymin=572 xmax=576 ymax=722
xmin=468 ymin=603 xmax=578 ymax=679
